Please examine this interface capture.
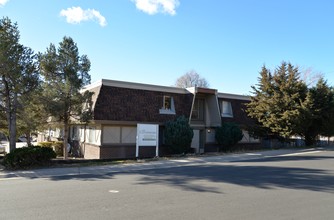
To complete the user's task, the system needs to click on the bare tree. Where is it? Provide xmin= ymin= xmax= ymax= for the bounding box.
xmin=300 ymin=67 xmax=323 ymax=87
xmin=175 ymin=70 xmax=209 ymax=88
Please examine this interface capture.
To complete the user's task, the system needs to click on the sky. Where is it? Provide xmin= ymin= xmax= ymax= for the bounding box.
xmin=1 ymin=0 xmax=333 ymax=95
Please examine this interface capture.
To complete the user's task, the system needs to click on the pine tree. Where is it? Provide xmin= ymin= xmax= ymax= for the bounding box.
xmin=17 ymin=85 xmax=48 ymax=146
xmin=39 ymin=36 xmax=93 ymax=159
xmin=303 ymin=78 xmax=334 ymax=144
xmin=0 ymin=17 xmax=39 ymax=152
xmin=246 ymin=65 xmax=274 ymax=136
xmin=246 ymin=62 xmax=308 ymax=142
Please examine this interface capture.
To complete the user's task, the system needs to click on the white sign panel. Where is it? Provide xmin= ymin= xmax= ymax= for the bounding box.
xmin=136 ymin=124 xmax=159 ymax=157
xmin=138 ymin=124 xmax=158 ymax=146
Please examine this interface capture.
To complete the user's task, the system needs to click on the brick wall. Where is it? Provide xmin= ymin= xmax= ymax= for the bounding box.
xmin=83 ymin=144 xmax=100 ymax=159
xmin=94 ymin=85 xmax=193 ymax=122
xmin=219 ymin=98 xmax=255 ymax=127
xmin=99 ymin=145 xmax=169 ymax=159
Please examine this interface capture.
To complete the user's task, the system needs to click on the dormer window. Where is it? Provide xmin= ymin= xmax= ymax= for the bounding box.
xmin=164 ymin=96 xmax=171 ymax=110
xmin=160 ymin=95 xmax=176 ymax=114
xmin=222 ymin=101 xmax=233 ymax=117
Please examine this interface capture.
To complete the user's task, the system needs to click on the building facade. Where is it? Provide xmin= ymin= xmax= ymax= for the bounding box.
xmin=68 ymin=79 xmax=259 ymax=159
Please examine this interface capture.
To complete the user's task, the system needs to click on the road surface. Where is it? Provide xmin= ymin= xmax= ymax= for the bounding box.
xmin=1 ymin=149 xmax=334 ymax=219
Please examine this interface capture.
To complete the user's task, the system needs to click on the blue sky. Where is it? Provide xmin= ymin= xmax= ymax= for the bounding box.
xmin=1 ymin=0 xmax=333 ymax=95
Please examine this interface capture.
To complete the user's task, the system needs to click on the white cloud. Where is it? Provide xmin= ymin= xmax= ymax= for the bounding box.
xmin=0 ymin=0 xmax=9 ymax=6
xmin=132 ymin=0 xmax=180 ymax=16
xmin=60 ymin=7 xmax=107 ymax=27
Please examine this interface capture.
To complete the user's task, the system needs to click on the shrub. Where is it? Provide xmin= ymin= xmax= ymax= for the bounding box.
xmin=2 ymin=146 xmax=56 ymax=169
xmin=38 ymin=142 xmax=53 ymax=148
xmin=164 ymin=116 xmax=194 ymax=154
xmin=215 ymin=122 xmax=243 ymax=151
xmin=39 ymin=141 xmax=63 ymax=156
xmin=52 ymin=141 xmax=64 ymax=156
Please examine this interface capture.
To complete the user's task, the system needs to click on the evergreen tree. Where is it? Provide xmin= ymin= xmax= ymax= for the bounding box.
xmin=17 ymin=85 xmax=48 ymax=146
xmin=0 ymin=17 xmax=39 ymax=152
xmin=269 ymin=63 xmax=307 ymax=138
xmin=164 ymin=116 xmax=194 ymax=154
xmin=246 ymin=62 xmax=308 ymax=142
xmin=215 ymin=122 xmax=243 ymax=151
xmin=303 ymin=78 xmax=334 ymax=144
xmin=39 ymin=36 xmax=93 ymax=159
xmin=246 ymin=65 xmax=274 ymax=136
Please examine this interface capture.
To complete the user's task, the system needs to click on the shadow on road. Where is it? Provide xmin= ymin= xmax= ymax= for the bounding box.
xmin=45 ymin=159 xmax=334 ymax=194
xmin=4 ymin=154 xmax=334 ymax=194
xmin=134 ymin=164 xmax=334 ymax=193
xmin=233 ymin=155 xmax=334 ymax=163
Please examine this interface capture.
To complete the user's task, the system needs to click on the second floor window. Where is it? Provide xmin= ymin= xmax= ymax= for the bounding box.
xmin=160 ymin=95 xmax=176 ymax=114
xmin=192 ymin=98 xmax=204 ymax=120
xmin=164 ymin=96 xmax=172 ymax=110
xmin=222 ymin=101 xmax=233 ymax=117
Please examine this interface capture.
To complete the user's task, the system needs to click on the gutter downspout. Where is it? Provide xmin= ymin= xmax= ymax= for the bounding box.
xmin=214 ymin=90 xmax=222 ymax=127
xmin=188 ymin=86 xmax=197 ymax=124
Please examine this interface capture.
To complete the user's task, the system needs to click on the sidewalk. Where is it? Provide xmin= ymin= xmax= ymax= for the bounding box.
xmin=0 ymin=147 xmax=330 ymax=180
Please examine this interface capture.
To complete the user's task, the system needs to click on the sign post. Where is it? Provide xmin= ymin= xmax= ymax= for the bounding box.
xmin=136 ymin=124 xmax=159 ymax=158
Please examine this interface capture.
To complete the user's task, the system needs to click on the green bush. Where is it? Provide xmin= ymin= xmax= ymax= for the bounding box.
xmin=2 ymin=146 xmax=56 ymax=169
xmin=164 ymin=116 xmax=194 ymax=154
xmin=39 ymin=141 xmax=63 ymax=156
xmin=215 ymin=123 xmax=243 ymax=151
xmin=38 ymin=142 xmax=53 ymax=148
xmin=52 ymin=141 xmax=64 ymax=156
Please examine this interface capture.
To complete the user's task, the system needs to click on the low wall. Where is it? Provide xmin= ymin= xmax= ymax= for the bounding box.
xmin=84 ymin=144 xmax=170 ymax=159
xmin=204 ymin=142 xmax=263 ymax=152
xmin=83 ymin=144 xmax=100 ymax=159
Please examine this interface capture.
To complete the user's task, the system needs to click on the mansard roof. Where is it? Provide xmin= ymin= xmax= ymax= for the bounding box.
xmin=84 ymin=79 xmax=252 ymax=125
xmin=85 ymin=79 xmax=193 ymax=123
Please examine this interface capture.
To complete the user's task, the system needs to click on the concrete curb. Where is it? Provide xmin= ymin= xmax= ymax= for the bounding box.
xmin=0 ymin=147 xmax=330 ymax=180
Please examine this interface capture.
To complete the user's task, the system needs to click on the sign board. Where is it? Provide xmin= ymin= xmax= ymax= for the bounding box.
xmin=136 ymin=124 xmax=159 ymax=157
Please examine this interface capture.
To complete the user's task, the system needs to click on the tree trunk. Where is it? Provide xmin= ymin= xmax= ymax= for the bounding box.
xmin=26 ymin=132 xmax=32 ymax=147
xmin=8 ymin=94 xmax=18 ymax=152
xmin=63 ymin=122 xmax=69 ymax=159
xmin=6 ymin=109 xmax=14 ymax=152
xmin=9 ymin=114 xmax=16 ymax=152
xmin=3 ymin=77 xmax=17 ymax=153
xmin=305 ymin=135 xmax=316 ymax=146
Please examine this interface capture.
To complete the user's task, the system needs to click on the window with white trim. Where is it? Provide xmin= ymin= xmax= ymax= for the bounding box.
xmin=222 ymin=101 xmax=233 ymax=117
xmin=159 ymin=95 xmax=176 ymax=114
xmin=88 ymin=127 xmax=96 ymax=143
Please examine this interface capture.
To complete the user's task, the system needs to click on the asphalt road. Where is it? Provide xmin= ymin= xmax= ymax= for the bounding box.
xmin=1 ymin=149 xmax=334 ymax=220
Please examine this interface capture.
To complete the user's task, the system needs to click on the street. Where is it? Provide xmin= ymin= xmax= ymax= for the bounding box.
xmin=1 ymin=149 xmax=334 ymax=220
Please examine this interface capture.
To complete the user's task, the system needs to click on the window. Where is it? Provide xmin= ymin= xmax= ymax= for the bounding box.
xmin=121 ymin=127 xmax=137 ymax=144
xmin=103 ymin=126 xmax=121 ymax=144
xmin=88 ymin=127 xmax=96 ymax=143
xmin=222 ymin=101 xmax=233 ymax=117
xmin=71 ymin=126 xmax=80 ymax=141
xmin=160 ymin=96 xmax=176 ymax=114
xmin=84 ymin=126 xmax=101 ymax=144
xmin=191 ymin=98 xmax=204 ymax=120
xmin=164 ymin=96 xmax=171 ymax=110
xmin=102 ymin=126 xmax=137 ymax=144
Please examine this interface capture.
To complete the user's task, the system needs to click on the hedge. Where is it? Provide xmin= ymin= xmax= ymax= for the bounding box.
xmin=2 ymin=146 xmax=56 ymax=169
